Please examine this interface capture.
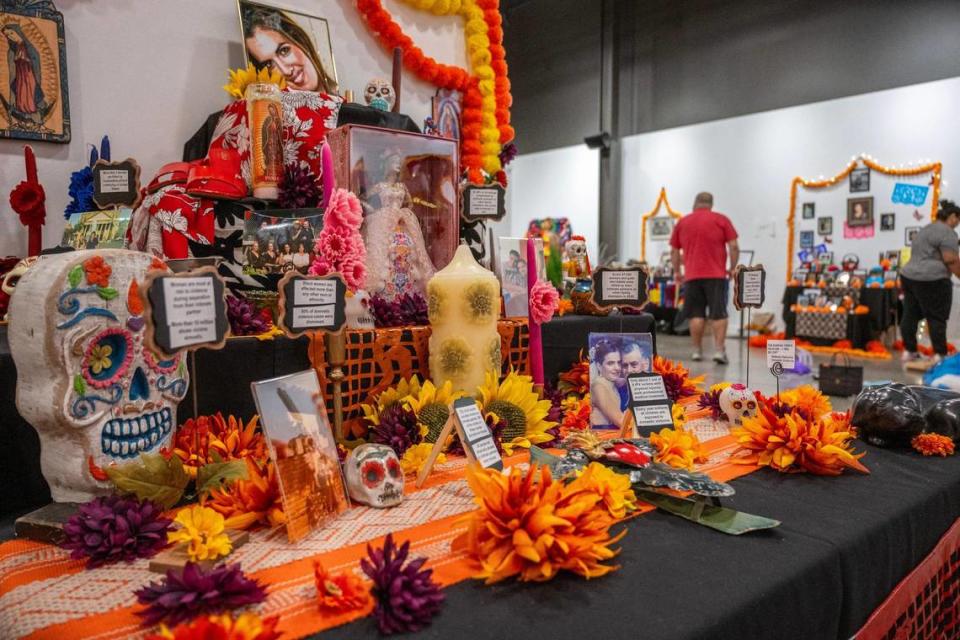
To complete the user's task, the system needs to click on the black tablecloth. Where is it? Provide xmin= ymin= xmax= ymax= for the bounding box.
xmin=785 ymin=312 xmax=871 ymax=349
xmin=541 ymin=314 xmax=657 ymax=384
xmin=782 ymin=286 xmax=898 ymax=336
xmin=313 ymin=444 xmax=960 ymax=640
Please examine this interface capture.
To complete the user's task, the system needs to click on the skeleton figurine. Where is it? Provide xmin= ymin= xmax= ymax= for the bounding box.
xmin=562 ymin=235 xmax=591 ymax=286
xmin=343 ymin=444 xmax=404 ymax=508
xmin=364 ymin=79 xmax=396 ymax=112
xmin=719 ymin=384 xmax=758 ymax=425
xmin=9 ymin=250 xmax=189 ymax=502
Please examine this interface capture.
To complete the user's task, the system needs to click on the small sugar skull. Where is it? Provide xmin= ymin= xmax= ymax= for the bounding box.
xmin=9 ymin=250 xmax=189 ymax=502
xmin=345 ymin=289 xmax=375 ymax=330
xmin=719 ymin=384 xmax=758 ymax=425
xmin=344 ymin=443 xmax=403 ymax=508
xmin=364 ymin=79 xmax=396 ymax=111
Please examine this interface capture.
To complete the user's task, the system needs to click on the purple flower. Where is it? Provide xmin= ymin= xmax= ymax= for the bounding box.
xmin=135 ymin=562 xmax=267 ymax=627
xmin=278 ymin=164 xmax=322 ymax=210
xmin=226 ymin=294 xmax=271 ymax=336
xmin=370 ymin=293 xmax=429 ymax=328
xmin=371 ymin=405 xmax=421 ymax=458
xmin=361 ymin=534 xmax=444 ymax=635
xmin=61 ymin=495 xmax=171 ymax=568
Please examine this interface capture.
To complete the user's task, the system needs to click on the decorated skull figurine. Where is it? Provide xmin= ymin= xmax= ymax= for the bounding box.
xmin=364 ymin=78 xmax=396 ymax=111
xmin=343 ymin=443 xmax=403 ymax=508
xmin=9 ymin=250 xmax=189 ymax=502
xmin=345 ymin=289 xmax=375 ymax=330
xmin=719 ymin=384 xmax=758 ymax=425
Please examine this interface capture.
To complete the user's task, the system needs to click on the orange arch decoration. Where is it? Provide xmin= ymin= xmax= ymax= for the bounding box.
xmin=640 ymin=187 xmax=683 ymax=261
xmin=786 ymin=156 xmax=942 ymax=280
xmin=356 ymin=0 xmax=514 ymax=186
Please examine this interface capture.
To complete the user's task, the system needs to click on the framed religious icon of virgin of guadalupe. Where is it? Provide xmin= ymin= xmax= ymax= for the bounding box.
xmin=0 ymin=1 xmax=70 ymax=142
xmin=237 ymin=0 xmax=338 ymax=94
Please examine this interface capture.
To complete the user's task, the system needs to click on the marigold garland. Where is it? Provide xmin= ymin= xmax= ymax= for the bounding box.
xmin=912 ymin=433 xmax=955 ymax=457
xmin=357 ymin=0 xmax=513 ymax=184
xmin=453 ymin=463 xmax=626 ymax=584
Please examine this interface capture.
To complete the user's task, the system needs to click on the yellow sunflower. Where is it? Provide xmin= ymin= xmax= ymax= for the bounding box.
xmin=403 ymin=378 xmax=466 ymax=443
xmin=477 ymin=370 xmax=556 ymax=454
xmin=361 ymin=376 xmax=422 ymax=427
xmin=223 ymin=63 xmax=286 ymax=100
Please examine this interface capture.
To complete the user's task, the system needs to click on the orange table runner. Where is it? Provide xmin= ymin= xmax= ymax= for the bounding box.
xmin=0 ymin=434 xmax=756 ymax=640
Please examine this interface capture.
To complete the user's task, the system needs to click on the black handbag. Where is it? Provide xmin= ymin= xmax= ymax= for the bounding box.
xmin=819 ymin=352 xmax=864 ymax=397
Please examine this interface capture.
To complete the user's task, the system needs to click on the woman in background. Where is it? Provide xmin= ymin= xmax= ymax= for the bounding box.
xmin=292 ymin=242 xmax=311 ymax=272
xmin=590 ymin=338 xmax=625 ymax=429
xmin=900 ymin=199 xmax=960 ymax=364
xmin=242 ymin=5 xmax=337 ymax=94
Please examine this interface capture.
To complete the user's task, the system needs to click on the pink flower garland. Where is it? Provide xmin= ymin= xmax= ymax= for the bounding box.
xmin=529 ymin=279 xmax=559 ymax=325
xmin=309 ymin=188 xmax=367 ymax=290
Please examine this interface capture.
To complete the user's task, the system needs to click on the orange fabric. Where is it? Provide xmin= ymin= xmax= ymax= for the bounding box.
xmin=2 ymin=436 xmax=756 ymax=640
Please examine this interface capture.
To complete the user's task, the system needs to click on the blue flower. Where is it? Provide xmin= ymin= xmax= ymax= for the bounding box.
xmin=64 ymin=166 xmax=95 ymax=218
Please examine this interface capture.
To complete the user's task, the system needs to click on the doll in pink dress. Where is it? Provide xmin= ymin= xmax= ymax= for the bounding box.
xmin=362 ymin=152 xmax=435 ymax=301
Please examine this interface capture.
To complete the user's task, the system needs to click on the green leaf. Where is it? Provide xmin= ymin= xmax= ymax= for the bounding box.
xmin=68 ymin=265 xmax=83 ymax=288
xmin=634 ymin=488 xmax=781 ymax=535
xmin=177 ymin=360 xmax=186 ymax=378
xmin=97 ymin=287 xmax=119 ymax=301
xmin=196 ymin=459 xmax=249 ymax=495
xmin=104 ymin=453 xmax=190 ymax=509
xmin=73 ymin=374 xmax=86 ymax=396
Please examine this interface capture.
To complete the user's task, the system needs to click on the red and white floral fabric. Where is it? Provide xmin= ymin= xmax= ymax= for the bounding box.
xmin=209 ymin=89 xmax=342 ymax=188
xmin=128 ymin=185 xmax=215 ymax=259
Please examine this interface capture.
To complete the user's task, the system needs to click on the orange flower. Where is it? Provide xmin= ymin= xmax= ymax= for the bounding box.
xmin=173 ymin=413 xmax=267 ymax=478
xmin=574 ymin=462 xmax=637 ymax=519
xmin=83 ymin=256 xmax=112 ymax=287
xmin=778 ymin=385 xmax=832 ymax=421
xmin=314 ymin=562 xmax=372 ymax=613
xmin=453 ymin=463 xmax=625 ymax=584
xmin=649 ymin=426 xmax=708 ymax=471
xmin=205 ymin=457 xmax=285 ymax=530
xmin=559 ymin=396 xmax=591 ymax=437
xmin=557 ymin=298 xmax=574 ymax=316
xmin=558 ymin=355 xmax=590 ymax=397
xmin=732 ymin=405 xmax=868 ymax=476
xmin=653 ymin=356 xmax=705 ymax=402
xmin=148 ymin=613 xmax=281 ymax=640
xmin=912 ymin=433 xmax=955 ymax=457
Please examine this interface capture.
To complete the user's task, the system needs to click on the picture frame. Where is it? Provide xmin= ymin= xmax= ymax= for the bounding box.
xmin=649 ymin=216 xmax=674 ymax=240
xmin=801 ymin=202 xmax=815 ymax=219
xmin=905 ymin=227 xmax=920 ymax=247
xmin=237 ymin=0 xmax=338 ymax=94
xmin=588 ymin=333 xmax=655 ymax=430
xmin=817 ymin=217 xmax=833 ymax=236
xmin=846 ymin=197 xmax=874 ymax=228
xmin=849 ymin=167 xmax=870 ymax=193
xmin=799 ymin=230 xmax=814 ymax=248
xmin=880 ymin=213 xmax=895 ymax=231
xmin=0 ymin=1 xmax=70 ymax=142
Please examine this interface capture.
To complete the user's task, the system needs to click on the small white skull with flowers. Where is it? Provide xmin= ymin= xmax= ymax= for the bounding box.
xmin=719 ymin=384 xmax=758 ymax=425
xmin=344 ymin=443 xmax=404 ymax=508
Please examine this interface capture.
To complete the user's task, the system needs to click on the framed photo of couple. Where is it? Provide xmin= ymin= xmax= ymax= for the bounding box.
xmin=588 ymin=333 xmax=655 ymax=429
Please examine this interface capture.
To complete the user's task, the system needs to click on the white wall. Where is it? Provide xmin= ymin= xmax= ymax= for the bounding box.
xmin=620 ymin=76 xmax=960 ymax=329
xmin=499 ymin=144 xmax=599 ymax=260
xmin=0 ymin=0 xmax=466 ymax=257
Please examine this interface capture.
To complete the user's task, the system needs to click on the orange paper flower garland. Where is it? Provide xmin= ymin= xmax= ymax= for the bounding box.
xmin=357 ymin=0 xmax=514 ymax=185
xmin=453 ymin=463 xmax=627 ymax=583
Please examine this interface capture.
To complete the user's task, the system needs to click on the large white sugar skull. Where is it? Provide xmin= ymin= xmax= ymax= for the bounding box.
xmin=364 ymin=78 xmax=396 ymax=111
xmin=9 ymin=250 xmax=189 ymax=502
xmin=719 ymin=384 xmax=758 ymax=425
xmin=344 ymin=443 xmax=403 ymax=508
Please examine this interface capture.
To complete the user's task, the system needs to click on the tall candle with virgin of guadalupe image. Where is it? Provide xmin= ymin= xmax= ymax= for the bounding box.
xmin=428 ymin=244 xmax=501 ymax=395
xmin=245 ymin=82 xmax=283 ymax=200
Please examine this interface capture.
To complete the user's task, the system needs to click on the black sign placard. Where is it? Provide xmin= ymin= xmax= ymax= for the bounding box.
xmin=590 ymin=266 xmax=649 ymax=310
xmin=626 ymin=372 xmax=674 ymax=435
xmin=460 ymin=183 xmax=506 ymax=222
xmin=452 ymin=397 xmax=503 ymax=470
xmin=92 ymin=158 xmax=142 ymax=209
xmin=277 ymin=272 xmax=347 ymax=338
xmin=733 ymin=264 xmax=766 ymax=311
xmin=143 ymin=267 xmax=230 ymax=357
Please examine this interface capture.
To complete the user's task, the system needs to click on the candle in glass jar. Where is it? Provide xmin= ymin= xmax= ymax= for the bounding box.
xmin=428 ymin=244 xmax=501 ymax=395
xmin=245 ymin=82 xmax=283 ymax=200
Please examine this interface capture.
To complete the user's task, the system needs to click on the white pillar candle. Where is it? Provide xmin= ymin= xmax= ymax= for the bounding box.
xmin=428 ymin=244 xmax=501 ymax=394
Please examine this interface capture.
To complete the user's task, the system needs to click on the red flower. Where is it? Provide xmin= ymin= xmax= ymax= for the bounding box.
xmin=361 ymin=460 xmax=385 ymax=488
xmin=9 ymin=180 xmax=45 ymax=226
xmin=83 ymin=256 xmax=112 ymax=287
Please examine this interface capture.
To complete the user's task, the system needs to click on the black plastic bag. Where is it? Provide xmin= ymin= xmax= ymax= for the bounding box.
xmin=851 ymin=383 xmax=926 ymax=447
xmin=923 ymin=398 xmax=960 ymax=442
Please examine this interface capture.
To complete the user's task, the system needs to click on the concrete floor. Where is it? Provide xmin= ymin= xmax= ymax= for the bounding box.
xmin=656 ymin=334 xmax=925 ymax=409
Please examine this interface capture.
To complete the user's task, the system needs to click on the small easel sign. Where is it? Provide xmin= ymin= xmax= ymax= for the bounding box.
xmin=621 ymin=372 xmax=673 ymax=438
xmin=766 ymin=339 xmax=796 ymax=400
xmin=276 ymin=271 xmax=348 ymax=338
xmin=416 ymin=397 xmax=503 ymax=487
xmin=732 ymin=264 xmax=766 ymax=387
xmin=142 ymin=266 xmax=230 ymax=358
xmin=590 ymin=265 xmax=649 ymax=311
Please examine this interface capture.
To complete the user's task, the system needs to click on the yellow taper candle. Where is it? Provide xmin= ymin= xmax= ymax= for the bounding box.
xmin=428 ymin=244 xmax=501 ymax=395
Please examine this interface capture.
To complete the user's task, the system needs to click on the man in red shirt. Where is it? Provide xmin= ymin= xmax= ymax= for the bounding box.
xmin=669 ymin=192 xmax=740 ymax=364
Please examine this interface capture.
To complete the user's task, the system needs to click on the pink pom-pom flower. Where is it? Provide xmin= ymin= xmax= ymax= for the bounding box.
xmin=529 ymin=279 xmax=559 ymax=325
xmin=323 ymin=188 xmax=363 ymax=229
